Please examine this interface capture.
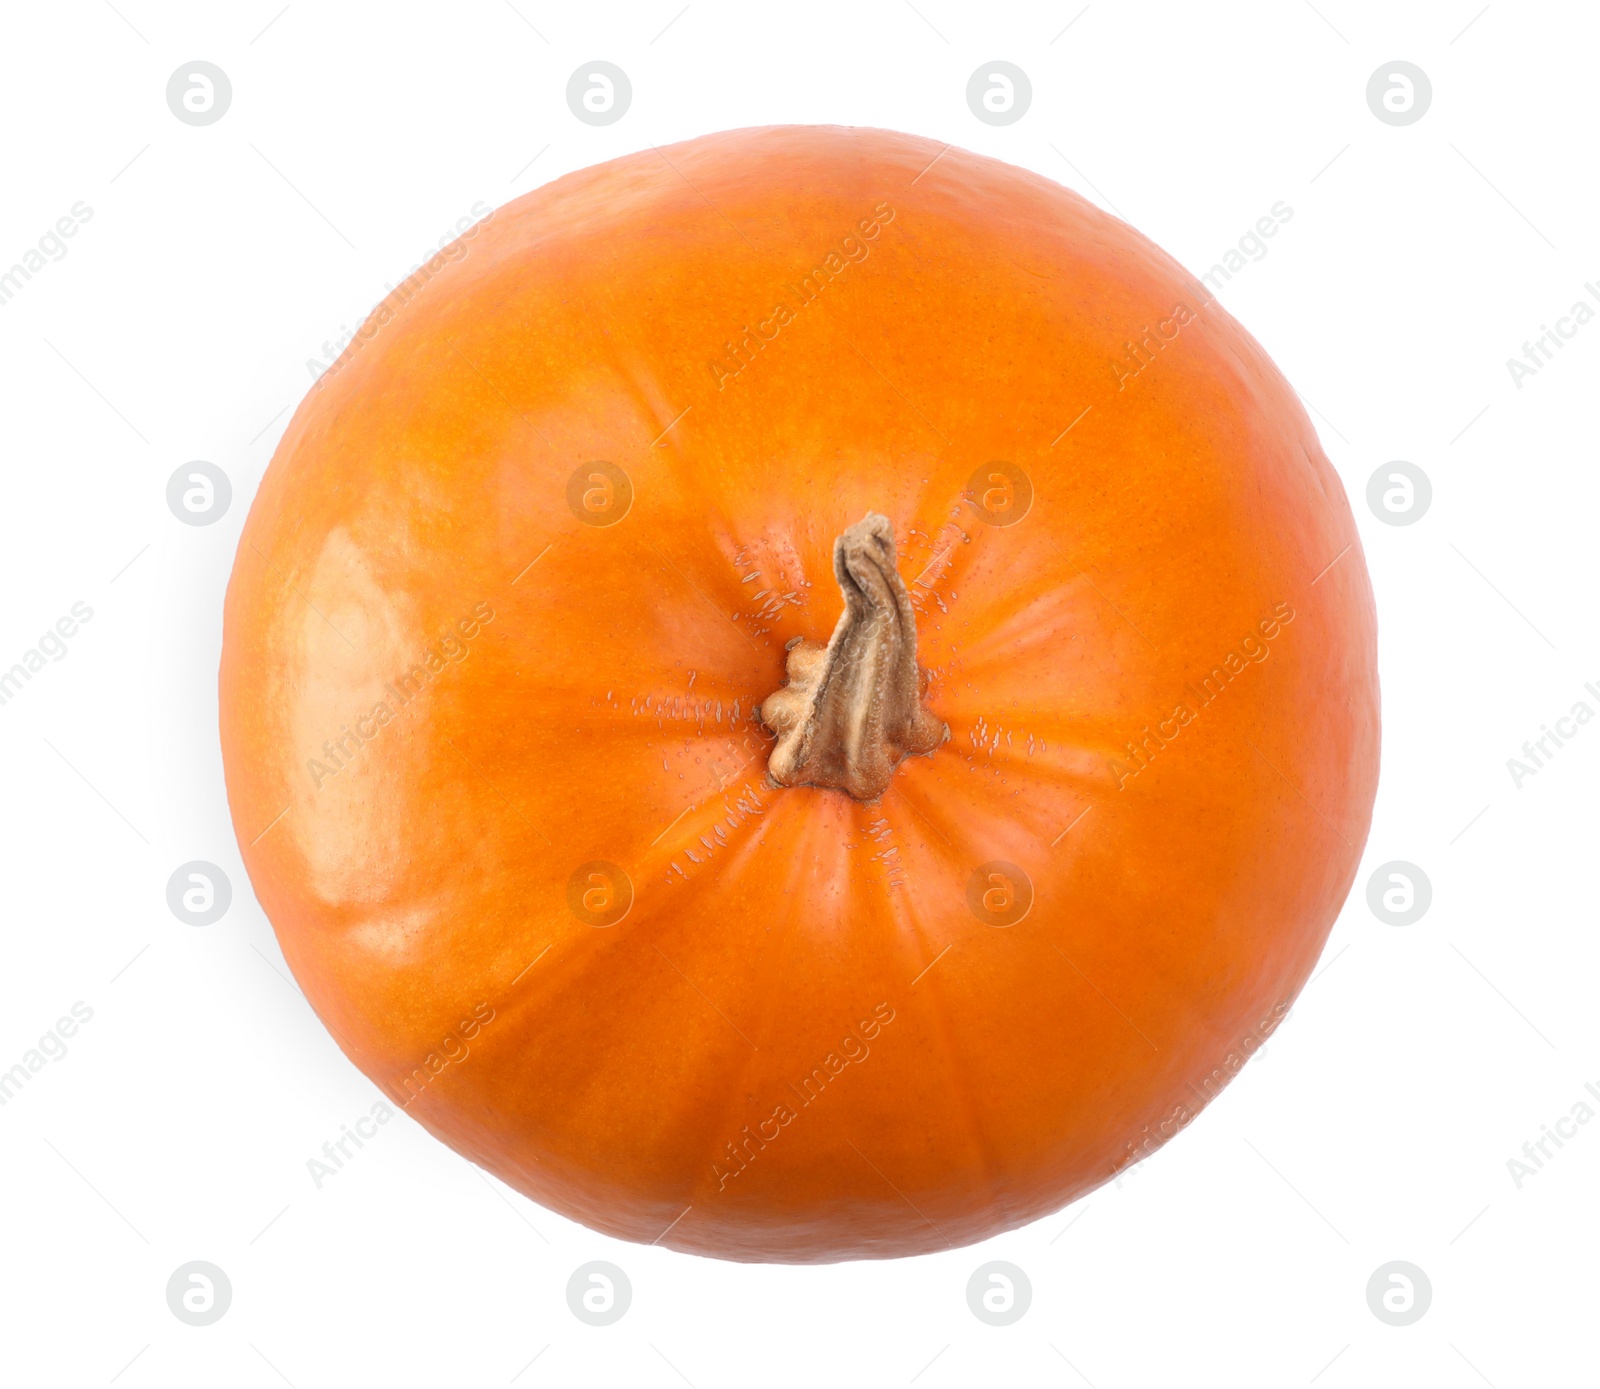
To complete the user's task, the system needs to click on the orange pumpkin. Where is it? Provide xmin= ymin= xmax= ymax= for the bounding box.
xmin=220 ymin=126 xmax=1379 ymax=1262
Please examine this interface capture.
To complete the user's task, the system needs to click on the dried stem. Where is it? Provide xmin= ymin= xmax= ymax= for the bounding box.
xmin=758 ymin=513 xmax=947 ymax=801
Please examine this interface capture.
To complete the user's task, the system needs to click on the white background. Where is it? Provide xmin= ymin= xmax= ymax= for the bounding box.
xmin=2 ymin=1 xmax=1596 ymax=1385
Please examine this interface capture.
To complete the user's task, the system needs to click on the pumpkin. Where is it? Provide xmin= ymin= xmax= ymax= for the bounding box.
xmin=220 ymin=125 xmax=1379 ymax=1263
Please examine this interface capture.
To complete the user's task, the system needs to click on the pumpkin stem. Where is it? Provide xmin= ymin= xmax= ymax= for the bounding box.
xmin=758 ymin=512 xmax=948 ymax=801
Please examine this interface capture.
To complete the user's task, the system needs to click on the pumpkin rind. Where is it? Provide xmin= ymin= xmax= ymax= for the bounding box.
xmin=220 ymin=125 xmax=1379 ymax=1262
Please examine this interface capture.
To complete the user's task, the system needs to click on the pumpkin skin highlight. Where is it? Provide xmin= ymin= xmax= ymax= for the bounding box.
xmin=219 ymin=125 xmax=1379 ymax=1263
